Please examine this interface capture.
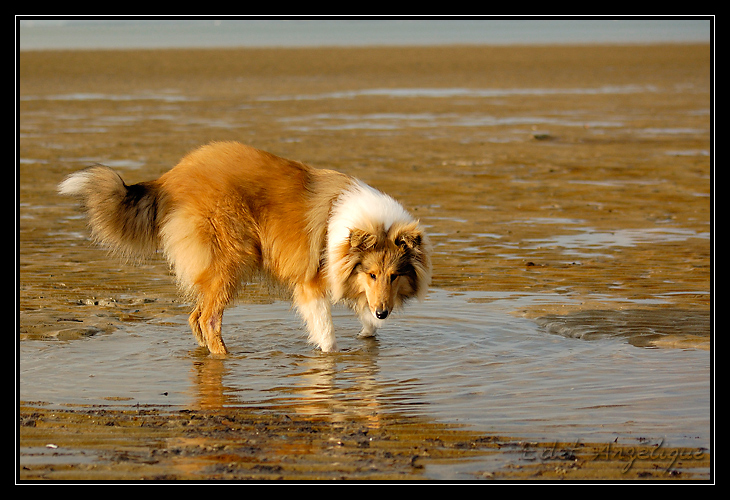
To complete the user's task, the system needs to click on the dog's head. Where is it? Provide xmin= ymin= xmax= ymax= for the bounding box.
xmin=348 ymin=221 xmax=431 ymax=320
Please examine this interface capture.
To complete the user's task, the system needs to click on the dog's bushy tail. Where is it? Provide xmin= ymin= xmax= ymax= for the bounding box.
xmin=58 ymin=165 xmax=163 ymax=259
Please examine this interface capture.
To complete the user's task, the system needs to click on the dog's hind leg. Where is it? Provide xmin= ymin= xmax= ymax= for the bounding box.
xmin=188 ymin=304 xmax=207 ymax=348
xmin=194 ymin=295 xmax=228 ymax=356
xmin=199 ymin=307 xmax=227 ymax=356
xmin=190 ymin=267 xmax=238 ymax=356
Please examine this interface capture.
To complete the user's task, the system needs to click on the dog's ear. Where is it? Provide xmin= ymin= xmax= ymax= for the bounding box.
xmin=393 ymin=224 xmax=423 ymax=252
xmin=349 ymin=228 xmax=378 ymax=251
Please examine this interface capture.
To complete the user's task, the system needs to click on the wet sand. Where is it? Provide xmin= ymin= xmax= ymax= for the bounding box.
xmin=19 ymin=403 xmax=710 ymax=481
xmin=18 ymin=44 xmax=712 ymax=481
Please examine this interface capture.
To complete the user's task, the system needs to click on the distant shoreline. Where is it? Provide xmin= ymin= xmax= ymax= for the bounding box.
xmin=17 ymin=18 xmax=712 ymax=51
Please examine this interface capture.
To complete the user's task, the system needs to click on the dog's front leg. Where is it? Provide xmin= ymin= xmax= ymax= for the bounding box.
xmin=294 ymin=285 xmax=337 ymax=352
xmin=357 ymin=308 xmax=381 ymax=338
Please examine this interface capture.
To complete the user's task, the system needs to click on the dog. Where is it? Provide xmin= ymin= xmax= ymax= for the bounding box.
xmin=58 ymin=142 xmax=431 ymax=355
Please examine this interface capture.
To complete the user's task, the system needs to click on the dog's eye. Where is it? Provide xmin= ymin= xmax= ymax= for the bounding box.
xmin=369 ymin=273 xmax=377 ymax=280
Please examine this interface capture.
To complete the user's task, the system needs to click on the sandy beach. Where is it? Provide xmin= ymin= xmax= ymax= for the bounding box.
xmin=18 ymin=44 xmax=711 ymax=481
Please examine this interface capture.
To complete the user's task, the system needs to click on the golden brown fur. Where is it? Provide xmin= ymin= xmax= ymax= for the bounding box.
xmin=59 ymin=141 xmax=431 ymax=355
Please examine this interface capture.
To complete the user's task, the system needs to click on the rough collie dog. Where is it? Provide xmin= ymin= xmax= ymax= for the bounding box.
xmin=58 ymin=142 xmax=431 ymax=355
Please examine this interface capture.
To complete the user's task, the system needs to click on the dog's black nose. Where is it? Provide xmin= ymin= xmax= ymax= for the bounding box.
xmin=375 ymin=309 xmax=389 ymax=320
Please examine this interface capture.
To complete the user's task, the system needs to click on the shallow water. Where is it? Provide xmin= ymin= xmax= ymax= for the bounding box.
xmin=18 ymin=46 xmax=712 ymax=478
xmin=20 ymin=289 xmax=710 ymax=449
